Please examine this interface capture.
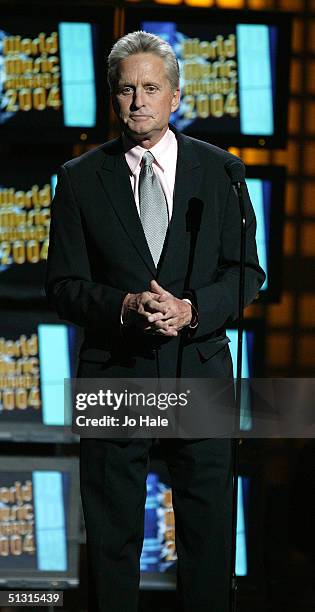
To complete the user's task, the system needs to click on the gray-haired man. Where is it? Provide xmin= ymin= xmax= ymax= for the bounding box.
xmin=46 ymin=30 xmax=265 ymax=611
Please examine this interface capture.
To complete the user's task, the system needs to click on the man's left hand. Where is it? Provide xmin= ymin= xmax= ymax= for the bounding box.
xmin=145 ymin=280 xmax=192 ymax=336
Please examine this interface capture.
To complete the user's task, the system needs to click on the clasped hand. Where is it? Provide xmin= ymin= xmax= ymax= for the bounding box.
xmin=122 ymin=280 xmax=192 ymax=337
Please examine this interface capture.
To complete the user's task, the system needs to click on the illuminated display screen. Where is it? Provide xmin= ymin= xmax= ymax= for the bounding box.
xmin=0 ymin=471 xmax=68 ymax=570
xmin=0 ymin=155 xmax=65 ymax=301
xmin=141 ymin=472 xmax=249 ymax=577
xmin=0 ymin=457 xmax=79 ymax=584
xmin=0 ymin=313 xmax=79 ymax=442
xmin=0 ymin=8 xmax=113 ymax=142
xmin=125 ymin=7 xmax=291 ymax=147
xmin=246 ymin=178 xmax=270 ymax=293
xmin=245 ymin=166 xmax=285 ymax=302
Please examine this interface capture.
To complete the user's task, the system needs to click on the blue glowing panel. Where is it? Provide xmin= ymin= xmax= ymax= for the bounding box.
xmin=59 ymin=23 xmax=96 ymax=127
xmin=51 ymin=174 xmax=58 ymax=198
xmin=237 ymin=24 xmax=274 ymax=135
xmin=228 ymin=329 xmax=253 ymax=431
xmin=228 ymin=329 xmax=249 ymax=378
xmin=236 ymin=476 xmax=247 ymax=576
xmin=141 ymin=473 xmax=160 ymax=572
xmin=33 ymin=471 xmax=67 ymax=571
xmin=246 ymin=178 xmax=268 ymax=291
xmin=38 ymin=324 xmax=70 ymax=426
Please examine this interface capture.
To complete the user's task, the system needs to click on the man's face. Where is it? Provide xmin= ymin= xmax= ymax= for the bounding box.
xmin=112 ymin=53 xmax=180 ymax=146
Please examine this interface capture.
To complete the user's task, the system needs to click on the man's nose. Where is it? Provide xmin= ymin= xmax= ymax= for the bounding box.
xmin=132 ymin=88 xmax=145 ymax=108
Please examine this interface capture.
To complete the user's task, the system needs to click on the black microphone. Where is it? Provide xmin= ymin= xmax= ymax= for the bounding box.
xmin=224 ymin=159 xmax=246 ymax=185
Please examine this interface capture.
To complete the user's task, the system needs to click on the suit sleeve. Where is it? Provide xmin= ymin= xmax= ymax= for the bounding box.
xmin=45 ymin=165 xmax=127 ymax=335
xmin=189 ymin=177 xmax=266 ymax=340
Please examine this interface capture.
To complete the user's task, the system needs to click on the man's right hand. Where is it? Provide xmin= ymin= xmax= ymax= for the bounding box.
xmin=121 ymin=291 xmax=171 ymax=333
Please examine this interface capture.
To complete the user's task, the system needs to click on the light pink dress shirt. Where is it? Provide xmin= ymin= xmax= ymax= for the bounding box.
xmin=123 ymin=128 xmax=178 ymax=219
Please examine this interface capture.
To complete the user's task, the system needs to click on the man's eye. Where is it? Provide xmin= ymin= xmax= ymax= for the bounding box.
xmin=146 ymin=86 xmax=157 ymax=93
xmin=121 ymin=87 xmax=132 ymax=95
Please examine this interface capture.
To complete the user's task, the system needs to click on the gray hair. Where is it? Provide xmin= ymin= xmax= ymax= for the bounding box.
xmin=107 ymin=31 xmax=180 ymax=92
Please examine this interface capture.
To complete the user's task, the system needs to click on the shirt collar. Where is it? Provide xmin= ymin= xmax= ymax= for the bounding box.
xmin=123 ymin=128 xmax=176 ymax=175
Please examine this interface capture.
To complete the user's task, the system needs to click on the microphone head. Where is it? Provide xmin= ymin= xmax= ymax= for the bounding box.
xmin=224 ymin=158 xmax=245 ymax=184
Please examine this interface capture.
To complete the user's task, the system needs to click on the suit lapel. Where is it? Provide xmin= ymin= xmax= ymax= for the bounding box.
xmin=97 ymin=138 xmax=156 ymax=276
xmin=157 ymin=131 xmax=202 ymax=286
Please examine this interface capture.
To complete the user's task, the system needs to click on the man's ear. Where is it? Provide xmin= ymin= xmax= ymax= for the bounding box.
xmin=171 ymin=88 xmax=180 ymax=113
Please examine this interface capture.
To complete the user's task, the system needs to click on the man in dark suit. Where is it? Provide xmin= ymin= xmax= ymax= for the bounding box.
xmin=46 ymin=31 xmax=265 ymax=612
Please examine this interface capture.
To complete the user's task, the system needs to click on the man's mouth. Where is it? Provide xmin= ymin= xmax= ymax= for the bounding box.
xmin=130 ymin=115 xmax=150 ymax=119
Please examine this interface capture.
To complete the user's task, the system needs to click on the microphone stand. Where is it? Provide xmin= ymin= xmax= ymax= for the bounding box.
xmin=230 ymin=180 xmax=247 ymax=612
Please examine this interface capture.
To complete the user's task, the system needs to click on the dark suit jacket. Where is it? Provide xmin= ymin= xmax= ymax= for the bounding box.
xmin=45 ymin=127 xmax=265 ymax=379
